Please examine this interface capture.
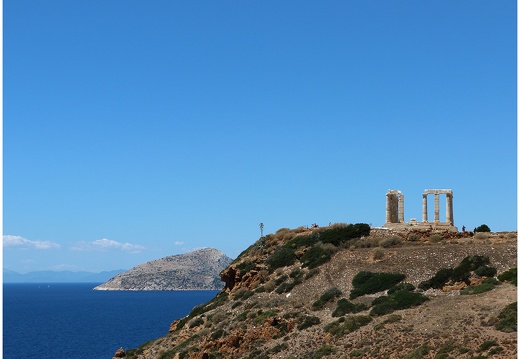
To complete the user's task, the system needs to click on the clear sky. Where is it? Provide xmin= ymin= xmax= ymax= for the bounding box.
xmin=3 ymin=1 xmax=517 ymax=273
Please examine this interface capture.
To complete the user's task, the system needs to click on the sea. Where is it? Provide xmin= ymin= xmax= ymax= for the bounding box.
xmin=3 ymin=283 xmax=220 ymax=359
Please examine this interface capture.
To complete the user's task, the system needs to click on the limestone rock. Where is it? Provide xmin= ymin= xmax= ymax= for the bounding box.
xmin=94 ymin=248 xmax=233 ymax=291
xmin=113 ymin=347 xmax=125 ymax=358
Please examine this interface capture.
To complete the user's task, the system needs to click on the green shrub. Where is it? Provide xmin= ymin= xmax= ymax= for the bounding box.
xmin=460 ymin=283 xmax=496 ymax=295
xmin=188 ymin=317 xmax=204 ymax=328
xmin=475 ymin=224 xmax=491 ymax=232
xmin=474 ymin=266 xmax=497 ymax=277
xmin=210 ymin=329 xmax=225 ymax=340
xmin=451 ymin=255 xmax=490 ymax=282
xmin=269 ymin=343 xmax=288 ymax=354
xmin=311 ymin=345 xmax=335 ymax=359
xmin=324 ymin=315 xmax=372 ymax=336
xmin=275 ymin=281 xmax=297 ymax=294
xmin=479 ymin=340 xmax=498 ymax=351
xmin=297 ymin=315 xmax=321 ymax=330
xmin=290 ymin=269 xmax=304 ymax=278
xmin=495 ymin=302 xmax=517 ymax=332
xmin=236 ymin=260 xmax=256 ymax=274
xmin=319 ymin=223 xmax=371 ymax=246
xmin=350 ymin=271 xmax=406 ymax=299
xmin=320 ymin=287 xmax=342 ymax=302
xmin=418 ymin=268 xmax=453 ymax=290
xmin=370 ymin=290 xmax=429 ymax=316
xmin=301 ymin=246 xmax=331 ymax=269
xmin=419 ymin=255 xmax=492 ymax=290
xmin=350 ymin=349 xmax=363 ymax=357
xmin=266 ymin=247 xmax=296 ymax=271
xmin=332 ymin=298 xmax=367 ymax=317
xmin=303 ymin=268 xmax=319 ymax=280
xmin=284 ymin=233 xmax=319 ymax=249
xmin=312 ymin=287 xmax=342 ymax=310
xmin=388 ymin=282 xmax=415 ymax=295
xmin=253 ymin=309 xmax=277 ymax=325
xmin=498 ymin=267 xmax=517 ymax=285
xmin=404 ymin=344 xmax=430 ymax=359
xmin=274 ymin=274 xmax=288 ymax=286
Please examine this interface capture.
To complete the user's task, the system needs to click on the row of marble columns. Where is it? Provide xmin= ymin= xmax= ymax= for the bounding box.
xmin=422 ymin=191 xmax=454 ymax=225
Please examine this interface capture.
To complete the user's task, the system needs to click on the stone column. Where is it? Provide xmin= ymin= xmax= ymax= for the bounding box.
xmin=446 ymin=194 xmax=453 ymax=225
xmin=385 ymin=193 xmax=392 ymax=223
xmin=398 ymin=194 xmax=404 ymax=223
xmin=422 ymin=194 xmax=428 ymax=222
xmin=434 ymin=194 xmax=440 ymax=222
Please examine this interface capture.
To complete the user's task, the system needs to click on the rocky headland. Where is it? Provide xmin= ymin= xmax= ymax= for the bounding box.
xmin=116 ymin=225 xmax=517 ymax=358
xmin=95 ymin=248 xmax=233 ymax=291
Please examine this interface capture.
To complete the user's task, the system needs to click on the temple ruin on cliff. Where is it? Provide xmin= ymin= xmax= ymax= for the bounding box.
xmin=383 ymin=189 xmax=458 ymax=232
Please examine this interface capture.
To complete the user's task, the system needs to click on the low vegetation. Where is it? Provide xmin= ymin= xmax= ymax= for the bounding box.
xmin=498 ymin=267 xmax=517 ymax=285
xmin=419 ymin=255 xmax=493 ymax=290
xmin=370 ymin=290 xmax=429 ymax=316
xmin=350 ymin=271 xmax=406 ymax=299
xmin=495 ymin=302 xmax=517 ymax=332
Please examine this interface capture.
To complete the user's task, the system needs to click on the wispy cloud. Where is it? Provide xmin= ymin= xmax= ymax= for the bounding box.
xmin=3 ymin=235 xmax=61 ymax=249
xmin=70 ymin=238 xmax=145 ymax=253
xmin=174 ymin=241 xmax=185 ymax=246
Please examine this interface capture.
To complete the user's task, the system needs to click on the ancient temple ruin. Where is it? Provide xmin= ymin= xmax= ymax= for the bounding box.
xmin=383 ymin=189 xmax=457 ymax=231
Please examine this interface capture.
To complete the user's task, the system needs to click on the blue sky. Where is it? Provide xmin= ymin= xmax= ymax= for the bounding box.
xmin=3 ymin=1 xmax=517 ymax=273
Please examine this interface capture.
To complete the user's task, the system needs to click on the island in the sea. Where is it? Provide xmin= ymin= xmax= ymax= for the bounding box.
xmin=94 ymin=248 xmax=233 ymax=291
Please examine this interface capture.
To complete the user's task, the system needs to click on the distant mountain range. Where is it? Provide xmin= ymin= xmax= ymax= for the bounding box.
xmin=3 ymin=268 xmax=126 ymax=283
xmin=94 ymin=248 xmax=233 ymax=291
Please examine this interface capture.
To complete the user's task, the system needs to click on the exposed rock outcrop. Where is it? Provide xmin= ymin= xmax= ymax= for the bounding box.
xmin=94 ymin=248 xmax=233 ymax=291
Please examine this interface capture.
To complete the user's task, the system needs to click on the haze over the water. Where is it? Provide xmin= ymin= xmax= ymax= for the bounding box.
xmin=3 ymin=1 xmax=516 ymax=273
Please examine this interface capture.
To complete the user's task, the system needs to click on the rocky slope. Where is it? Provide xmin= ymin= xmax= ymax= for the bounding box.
xmin=118 ymin=226 xmax=517 ymax=358
xmin=95 ymin=248 xmax=233 ymax=291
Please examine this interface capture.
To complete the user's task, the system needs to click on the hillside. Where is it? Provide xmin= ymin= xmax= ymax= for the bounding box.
xmin=118 ymin=226 xmax=517 ymax=358
xmin=95 ymin=248 xmax=233 ymax=291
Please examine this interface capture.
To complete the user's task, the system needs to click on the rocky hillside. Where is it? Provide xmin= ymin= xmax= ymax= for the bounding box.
xmin=117 ymin=225 xmax=517 ymax=358
xmin=95 ymin=248 xmax=233 ymax=291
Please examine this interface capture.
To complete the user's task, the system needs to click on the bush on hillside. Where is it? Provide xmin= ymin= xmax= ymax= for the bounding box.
xmin=319 ymin=223 xmax=371 ymax=246
xmin=350 ymin=271 xmax=406 ymax=299
xmin=451 ymin=255 xmax=490 ymax=282
xmin=332 ymin=298 xmax=367 ymax=317
xmin=474 ymin=265 xmax=497 ymax=277
xmin=324 ymin=315 xmax=372 ymax=336
xmin=387 ymin=282 xmax=416 ymax=295
xmin=475 ymin=224 xmax=491 ymax=232
xmin=379 ymin=236 xmax=403 ymax=248
xmin=460 ymin=280 xmax=498 ymax=295
xmin=370 ymin=290 xmax=429 ymax=316
xmin=266 ymin=247 xmax=296 ymax=272
xmin=419 ymin=255 xmax=492 ymax=290
xmin=301 ymin=245 xmax=332 ymax=269
xmin=312 ymin=287 xmax=342 ymax=310
xmin=498 ymin=268 xmax=517 ymax=286
xmin=284 ymin=233 xmax=319 ymax=250
xmin=297 ymin=315 xmax=321 ymax=330
xmin=495 ymin=302 xmax=517 ymax=332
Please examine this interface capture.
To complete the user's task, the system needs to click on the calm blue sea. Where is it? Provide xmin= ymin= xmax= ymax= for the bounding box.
xmin=3 ymin=283 xmax=219 ymax=359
